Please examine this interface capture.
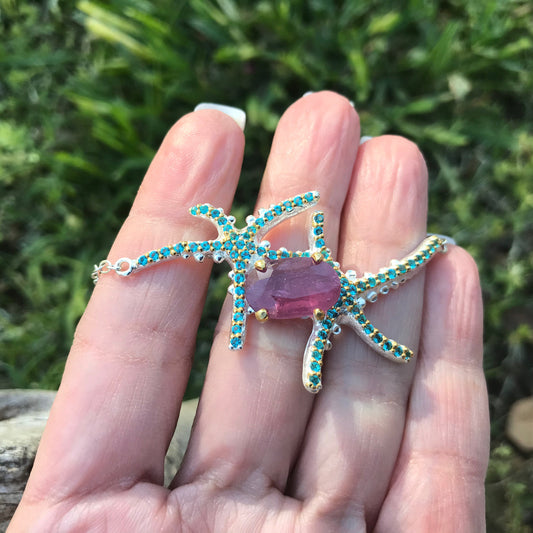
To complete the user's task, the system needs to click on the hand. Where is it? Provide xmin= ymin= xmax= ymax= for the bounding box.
xmin=9 ymin=92 xmax=489 ymax=532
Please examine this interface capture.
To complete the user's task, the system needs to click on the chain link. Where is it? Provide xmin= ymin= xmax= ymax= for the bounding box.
xmin=91 ymin=258 xmax=136 ymax=284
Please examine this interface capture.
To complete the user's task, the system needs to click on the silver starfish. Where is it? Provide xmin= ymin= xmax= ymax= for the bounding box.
xmin=92 ymin=192 xmax=448 ymax=393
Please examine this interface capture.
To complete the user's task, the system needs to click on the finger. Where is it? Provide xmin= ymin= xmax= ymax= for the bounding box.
xmin=375 ymin=247 xmax=489 ymax=533
xmin=175 ymin=92 xmax=360 ymax=491
xmin=291 ymin=136 xmax=429 ymax=527
xmin=25 ymin=109 xmax=245 ymax=500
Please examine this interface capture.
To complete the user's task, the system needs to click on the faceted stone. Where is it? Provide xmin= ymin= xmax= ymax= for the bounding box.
xmin=245 ymin=257 xmax=341 ymax=319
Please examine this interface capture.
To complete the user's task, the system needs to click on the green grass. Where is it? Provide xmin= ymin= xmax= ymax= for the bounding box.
xmin=1 ymin=1 xmax=532 ymax=530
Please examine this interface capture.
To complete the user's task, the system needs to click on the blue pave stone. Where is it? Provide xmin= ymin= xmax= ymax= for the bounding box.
xmin=255 ymin=218 xmax=265 ymax=227
xmin=138 ymin=255 xmax=148 ymax=266
xmin=235 ymin=299 xmax=245 ymax=309
xmin=161 ymin=247 xmax=170 ymax=257
xmin=149 ymin=250 xmax=159 ymax=261
xmin=378 ymin=273 xmax=387 ymax=283
xmin=373 ymin=332 xmax=383 ymax=344
xmin=314 ymin=213 xmax=324 ymax=223
xmin=248 ymin=226 xmax=257 ymax=234
xmin=283 ymin=201 xmax=293 ymax=212
xmin=230 ymin=337 xmax=242 ymax=348
xmin=388 ymin=268 xmax=397 ymax=279
xmin=357 ymin=281 xmax=366 ymax=291
xmin=223 ymin=224 xmax=233 ymax=233
xmin=323 ymin=319 xmax=332 ymax=328
xmin=190 ymin=206 xmax=197 ymax=216
xmin=257 ymin=247 xmax=266 ymax=256
xmin=383 ymin=340 xmax=393 ymax=351
xmin=309 ymin=374 xmax=321 ymax=386
xmin=311 ymin=361 xmax=321 ymax=372
xmin=313 ymin=350 xmax=322 ymax=361
xmin=236 ymin=261 xmax=246 ymax=270
xmin=265 ymin=211 xmax=274 ymax=220
xmin=364 ymin=324 xmax=374 ymax=334
xmin=233 ymin=312 xmax=244 ymax=322
xmin=232 ymin=325 xmax=242 ymax=334
xmin=247 ymin=241 xmax=256 ymax=251
xmin=212 ymin=241 xmax=222 ymax=250
xmin=211 ymin=209 xmax=220 ymax=218
xmin=314 ymin=227 xmax=323 ymax=235
xmin=224 ymin=242 xmax=233 ymax=250
xmin=368 ymin=277 xmax=377 ymax=288
xmin=327 ymin=309 xmax=338 ymax=318
xmin=408 ymin=259 xmax=416 ymax=269
xmin=415 ymin=254 xmax=423 ymax=265
xmin=189 ymin=243 xmax=198 ymax=252
xmin=399 ymin=264 xmax=407 ymax=274
xmin=274 ymin=205 xmax=283 ymax=215
xmin=235 ymin=286 xmax=245 ymax=296
xmin=315 ymin=340 xmax=324 ymax=349
xmin=241 ymin=250 xmax=251 ymax=259
xmin=357 ymin=314 xmax=366 ymax=324
xmin=200 ymin=205 xmax=209 ymax=214
xmin=230 ymin=250 xmax=239 ymax=259
xmin=281 ymin=250 xmax=290 ymax=258
xmin=294 ymin=196 xmax=303 ymax=206
xmin=218 ymin=217 xmax=227 ymax=226
xmin=394 ymin=346 xmax=403 ymax=358
xmin=174 ymin=243 xmax=184 ymax=254
xmin=318 ymin=330 xmax=327 ymax=339
xmin=316 ymin=238 xmax=325 ymax=247
xmin=201 ymin=241 xmax=210 ymax=251
xmin=236 ymin=239 xmax=245 ymax=249
xmin=235 ymin=273 xmax=245 ymax=283
xmin=423 ymin=249 xmax=430 ymax=259
xmin=304 ymin=192 xmax=314 ymax=202
xmin=268 ymin=250 xmax=278 ymax=260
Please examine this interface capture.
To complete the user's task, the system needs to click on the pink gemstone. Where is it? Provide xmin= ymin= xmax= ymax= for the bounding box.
xmin=245 ymin=257 xmax=341 ymax=319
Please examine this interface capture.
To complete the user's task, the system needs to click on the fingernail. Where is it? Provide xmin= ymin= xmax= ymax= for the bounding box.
xmin=302 ymin=91 xmax=314 ymax=97
xmin=194 ymin=103 xmax=246 ymax=131
xmin=349 ymin=100 xmax=355 ymax=107
xmin=359 ymin=136 xmax=373 ymax=145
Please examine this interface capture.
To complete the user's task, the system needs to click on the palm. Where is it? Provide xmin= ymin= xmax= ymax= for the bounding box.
xmin=10 ymin=92 xmax=489 ymax=533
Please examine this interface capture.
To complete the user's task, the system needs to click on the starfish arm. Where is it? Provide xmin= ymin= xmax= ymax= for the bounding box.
xmin=246 ymin=191 xmax=320 ymax=241
xmin=131 ymin=239 xmax=228 ymax=272
xmin=228 ymin=291 xmax=248 ymax=350
xmin=227 ymin=258 xmax=250 ymax=350
xmin=302 ymin=311 xmax=340 ymax=393
xmin=352 ymin=234 xmax=448 ymax=304
xmin=337 ymin=308 xmax=413 ymax=363
xmin=189 ymin=202 xmax=231 ymax=234
xmin=307 ymin=210 xmax=334 ymax=259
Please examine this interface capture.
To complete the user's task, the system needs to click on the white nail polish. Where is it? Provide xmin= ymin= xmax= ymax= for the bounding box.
xmin=349 ymin=100 xmax=355 ymax=107
xmin=302 ymin=91 xmax=314 ymax=97
xmin=194 ymin=103 xmax=246 ymax=131
xmin=359 ymin=136 xmax=373 ymax=145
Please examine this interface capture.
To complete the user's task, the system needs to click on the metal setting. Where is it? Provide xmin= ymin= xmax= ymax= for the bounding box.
xmin=92 ymin=192 xmax=450 ymax=393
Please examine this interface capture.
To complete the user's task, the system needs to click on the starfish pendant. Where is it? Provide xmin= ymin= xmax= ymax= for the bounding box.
xmin=93 ymin=192 xmax=448 ymax=393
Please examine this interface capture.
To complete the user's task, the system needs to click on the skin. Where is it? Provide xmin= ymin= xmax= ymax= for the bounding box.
xmin=9 ymin=91 xmax=489 ymax=532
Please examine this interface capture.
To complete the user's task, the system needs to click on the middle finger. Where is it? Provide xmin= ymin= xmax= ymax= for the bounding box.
xmin=176 ymin=92 xmax=360 ymax=491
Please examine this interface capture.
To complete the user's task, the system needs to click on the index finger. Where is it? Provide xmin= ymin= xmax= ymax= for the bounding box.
xmin=23 ymin=108 xmax=245 ymax=501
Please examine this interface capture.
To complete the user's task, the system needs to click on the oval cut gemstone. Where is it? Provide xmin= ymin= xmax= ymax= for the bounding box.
xmin=245 ymin=257 xmax=341 ymax=319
